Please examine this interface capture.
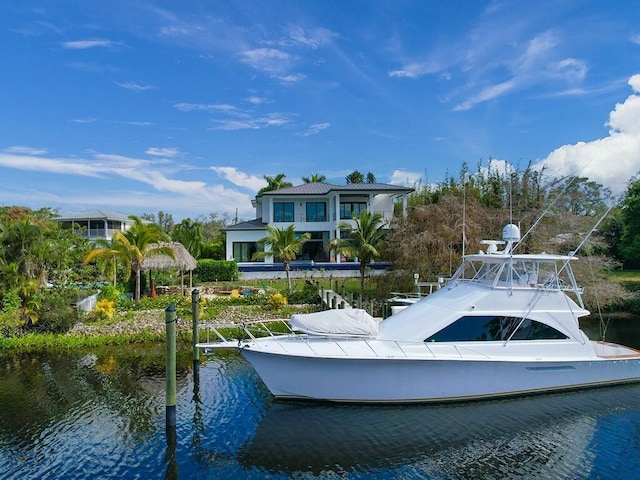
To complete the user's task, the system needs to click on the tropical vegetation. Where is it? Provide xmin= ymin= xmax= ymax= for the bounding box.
xmin=2 ymin=166 xmax=640 ymax=344
xmin=252 ymin=225 xmax=311 ymax=292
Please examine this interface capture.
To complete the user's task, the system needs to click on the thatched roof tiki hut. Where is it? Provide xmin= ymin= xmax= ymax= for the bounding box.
xmin=141 ymin=241 xmax=197 ymax=296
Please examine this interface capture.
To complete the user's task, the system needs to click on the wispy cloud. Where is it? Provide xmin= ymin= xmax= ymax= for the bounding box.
xmin=273 ymin=73 xmax=307 ymax=84
xmin=146 ymin=147 xmax=180 ymax=158
xmin=388 ymin=61 xmax=442 ymax=79
xmin=631 ymin=34 xmax=640 ymax=45
xmin=61 ymin=39 xmax=120 ymax=49
xmin=174 ymin=102 xmax=240 ymax=113
xmin=241 ymin=48 xmax=292 ymax=73
xmin=116 ymin=81 xmax=156 ymax=92
xmin=4 ymin=145 xmax=47 ymax=155
xmin=296 ymin=123 xmax=331 ymax=137
xmin=211 ymin=166 xmax=265 ymax=191
xmin=210 ymin=113 xmax=292 ymax=131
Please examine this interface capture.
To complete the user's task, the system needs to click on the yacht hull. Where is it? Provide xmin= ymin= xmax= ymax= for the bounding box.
xmin=241 ymin=347 xmax=640 ymax=403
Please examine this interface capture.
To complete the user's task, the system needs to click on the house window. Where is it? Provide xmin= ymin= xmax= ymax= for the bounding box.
xmin=300 ymin=231 xmax=330 ymax=262
xmin=340 ymin=202 xmax=367 ymax=219
xmin=233 ymin=242 xmax=259 ymax=262
xmin=306 ymin=202 xmax=327 ymax=222
xmin=425 ymin=316 xmax=568 ymax=343
xmin=274 ymin=202 xmax=294 ymax=222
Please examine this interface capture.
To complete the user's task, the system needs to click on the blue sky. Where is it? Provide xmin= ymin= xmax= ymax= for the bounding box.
xmin=1 ymin=1 xmax=640 ymax=221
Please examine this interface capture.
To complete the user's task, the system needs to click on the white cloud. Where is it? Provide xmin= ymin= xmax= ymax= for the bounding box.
xmin=296 ymin=123 xmax=330 ymax=137
xmin=284 ymin=26 xmax=337 ymax=49
xmin=536 ymin=74 xmax=640 ymax=194
xmin=174 ymin=102 xmax=240 ymax=113
xmin=146 ymin=147 xmax=180 ymax=158
xmin=388 ymin=61 xmax=441 ymax=79
xmin=241 ymin=48 xmax=291 ymax=73
xmin=116 ymin=81 xmax=156 ymax=92
xmin=246 ymin=96 xmax=268 ymax=105
xmin=389 ymin=169 xmax=423 ymax=187
xmin=211 ymin=166 xmax=266 ymax=191
xmin=210 ymin=113 xmax=292 ymax=131
xmin=4 ymin=145 xmax=47 ymax=155
xmin=61 ymin=39 xmax=118 ymax=49
xmin=273 ymin=73 xmax=307 ymax=84
xmin=631 ymin=34 xmax=640 ymax=45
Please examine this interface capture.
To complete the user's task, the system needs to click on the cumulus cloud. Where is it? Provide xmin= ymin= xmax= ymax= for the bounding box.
xmin=388 ymin=169 xmax=423 ymax=187
xmin=535 ymin=74 xmax=640 ymax=194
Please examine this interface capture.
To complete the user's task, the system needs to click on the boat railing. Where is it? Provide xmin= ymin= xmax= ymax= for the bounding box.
xmin=198 ymin=319 xmax=293 ymax=346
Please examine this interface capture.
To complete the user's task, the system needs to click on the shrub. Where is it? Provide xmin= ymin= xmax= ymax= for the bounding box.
xmin=99 ymin=285 xmax=122 ymax=303
xmin=266 ymin=292 xmax=288 ymax=310
xmin=34 ymin=289 xmax=78 ymax=333
xmin=92 ymin=299 xmax=116 ymax=321
xmin=288 ymin=281 xmax=321 ymax=305
xmin=194 ymin=259 xmax=238 ymax=282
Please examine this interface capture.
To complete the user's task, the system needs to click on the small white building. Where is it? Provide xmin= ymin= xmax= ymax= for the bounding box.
xmin=56 ymin=210 xmax=136 ymax=242
xmin=225 ymin=183 xmax=413 ymax=271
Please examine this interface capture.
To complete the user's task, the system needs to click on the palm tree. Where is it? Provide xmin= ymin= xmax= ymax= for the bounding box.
xmin=84 ymin=215 xmax=175 ymax=300
xmin=328 ymin=210 xmax=387 ymax=303
xmin=252 ymin=225 xmax=311 ymax=292
xmin=83 ymin=236 xmax=133 ymax=287
xmin=302 ymin=173 xmax=327 ymax=183
xmin=258 ymin=173 xmax=293 ymax=194
xmin=172 ymin=218 xmax=203 ymax=259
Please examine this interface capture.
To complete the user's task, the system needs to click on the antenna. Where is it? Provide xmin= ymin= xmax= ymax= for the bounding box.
xmin=462 ymin=172 xmax=466 ymax=258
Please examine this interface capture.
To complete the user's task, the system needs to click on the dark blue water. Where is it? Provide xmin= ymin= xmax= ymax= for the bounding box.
xmin=1 ymin=317 xmax=640 ymax=479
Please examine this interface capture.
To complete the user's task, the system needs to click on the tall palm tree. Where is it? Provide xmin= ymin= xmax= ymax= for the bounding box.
xmin=258 ymin=173 xmax=293 ymax=194
xmin=328 ymin=210 xmax=387 ymax=303
xmin=252 ymin=225 xmax=311 ymax=292
xmin=302 ymin=173 xmax=327 ymax=183
xmin=172 ymin=218 xmax=203 ymax=259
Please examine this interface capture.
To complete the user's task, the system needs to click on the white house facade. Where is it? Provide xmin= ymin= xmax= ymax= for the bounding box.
xmin=225 ymin=183 xmax=414 ymax=268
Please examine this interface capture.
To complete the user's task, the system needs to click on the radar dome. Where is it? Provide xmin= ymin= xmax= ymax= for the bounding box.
xmin=502 ymin=224 xmax=520 ymax=242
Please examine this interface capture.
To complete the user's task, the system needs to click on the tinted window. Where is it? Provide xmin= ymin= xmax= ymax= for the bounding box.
xmin=425 ymin=316 xmax=568 ymax=342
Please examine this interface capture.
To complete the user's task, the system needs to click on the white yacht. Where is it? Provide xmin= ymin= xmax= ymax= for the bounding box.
xmin=199 ymin=225 xmax=640 ymax=403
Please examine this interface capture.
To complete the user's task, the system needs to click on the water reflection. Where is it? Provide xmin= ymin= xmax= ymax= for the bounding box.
xmin=241 ymin=384 xmax=640 ymax=477
xmin=2 ymin=316 xmax=640 ymax=479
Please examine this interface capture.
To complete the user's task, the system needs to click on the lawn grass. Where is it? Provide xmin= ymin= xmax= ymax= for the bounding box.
xmin=607 ymin=270 xmax=640 ymax=283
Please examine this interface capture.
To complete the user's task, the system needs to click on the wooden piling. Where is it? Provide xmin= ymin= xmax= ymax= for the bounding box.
xmin=191 ymin=289 xmax=200 ymax=382
xmin=165 ymin=304 xmax=177 ymax=429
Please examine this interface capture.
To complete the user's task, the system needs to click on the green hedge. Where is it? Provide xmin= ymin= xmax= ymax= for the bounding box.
xmin=194 ymin=259 xmax=239 ymax=282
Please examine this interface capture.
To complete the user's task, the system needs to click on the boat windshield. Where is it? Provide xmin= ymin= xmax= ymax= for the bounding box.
xmin=451 ymin=255 xmax=581 ymax=294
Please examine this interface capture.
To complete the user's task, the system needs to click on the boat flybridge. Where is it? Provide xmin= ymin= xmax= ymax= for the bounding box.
xmin=199 ymin=224 xmax=640 ymax=403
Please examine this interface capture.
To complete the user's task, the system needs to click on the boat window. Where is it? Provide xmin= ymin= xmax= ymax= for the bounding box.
xmin=424 ymin=316 xmax=568 ymax=342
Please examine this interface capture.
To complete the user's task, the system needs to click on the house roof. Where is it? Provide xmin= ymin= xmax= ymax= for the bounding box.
xmin=224 ymin=218 xmax=267 ymax=231
xmin=55 ymin=210 xmax=133 ymax=222
xmin=258 ymin=182 xmax=414 ymax=197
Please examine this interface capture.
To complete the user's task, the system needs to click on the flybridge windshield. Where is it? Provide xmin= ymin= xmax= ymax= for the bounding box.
xmin=451 ymin=255 xmax=582 ymax=294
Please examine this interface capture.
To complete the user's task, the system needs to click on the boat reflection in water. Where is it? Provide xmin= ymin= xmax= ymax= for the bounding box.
xmin=240 ymin=384 xmax=640 ymax=476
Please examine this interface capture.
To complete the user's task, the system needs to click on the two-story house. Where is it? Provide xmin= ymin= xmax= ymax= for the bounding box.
xmin=225 ymin=182 xmax=414 ymax=275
